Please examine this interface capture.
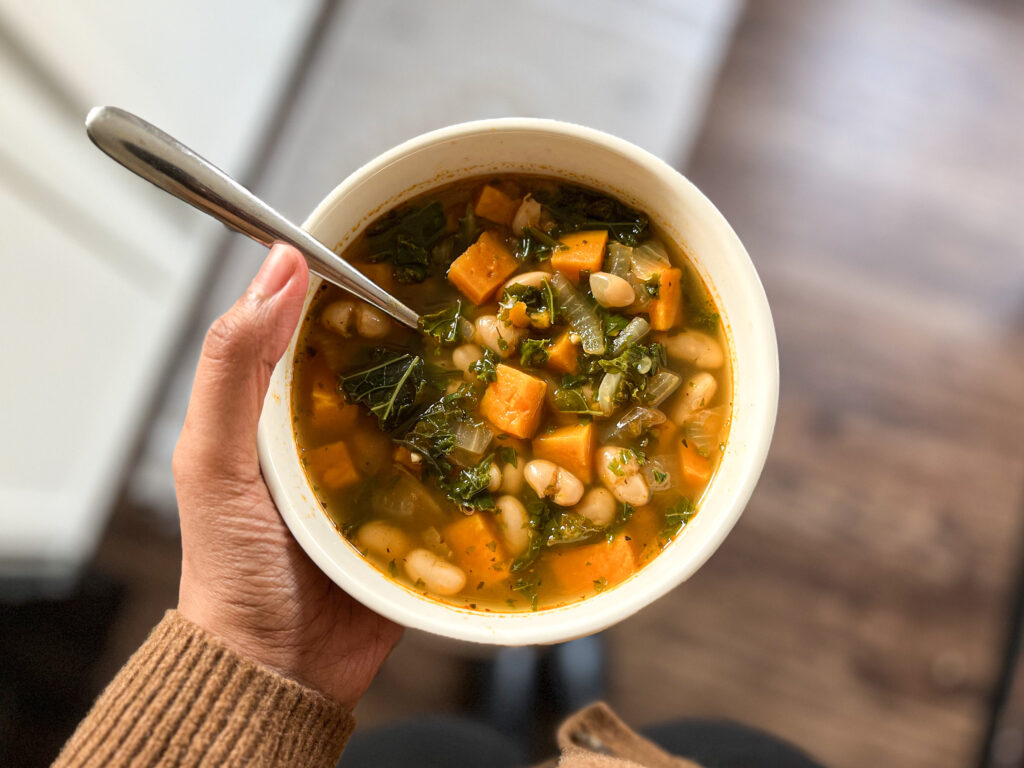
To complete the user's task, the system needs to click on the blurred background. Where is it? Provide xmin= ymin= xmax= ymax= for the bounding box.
xmin=1 ymin=0 xmax=1022 ymax=766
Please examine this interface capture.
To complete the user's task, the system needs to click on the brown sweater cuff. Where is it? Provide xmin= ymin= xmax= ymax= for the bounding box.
xmin=53 ymin=610 xmax=354 ymax=768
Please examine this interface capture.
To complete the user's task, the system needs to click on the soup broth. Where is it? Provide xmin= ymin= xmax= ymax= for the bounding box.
xmin=291 ymin=176 xmax=731 ymax=611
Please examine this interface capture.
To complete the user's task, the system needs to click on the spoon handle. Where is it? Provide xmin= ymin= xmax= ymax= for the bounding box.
xmin=85 ymin=106 xmax=421 ymax=330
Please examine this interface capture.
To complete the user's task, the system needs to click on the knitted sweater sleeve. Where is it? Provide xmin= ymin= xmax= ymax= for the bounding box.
xmin=52 ymin=611 xmax=354 ymax=768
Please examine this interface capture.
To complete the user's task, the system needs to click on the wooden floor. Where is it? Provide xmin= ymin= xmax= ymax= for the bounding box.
xmin=79 ymin=2 xmax=1024 ymax=767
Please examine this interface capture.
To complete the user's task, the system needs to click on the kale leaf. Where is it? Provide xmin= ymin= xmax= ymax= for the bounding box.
xmin=605 ymin=502 xmax=636 ymax=543
xmin=500 ymin=280 xmax=557 ymax=327
xmin=420 ymin=300 xmax=465 ymax=346
xmin=445 ymin=456 xmax=495 ymax=510
xmin=552 ymin=380 xmax=601 ymax=415
xmin=366 ymin=202 xmax=447 ymax=283
xmin=511 ymin=496 xmax=555 ymax=573
xmin=469 ymin=349 xmax=499 ymax=383
xmin=545 ymin=511 xmax=600 ymax=546
xmin=339 ymin=352 xmax=427 ymax=430
xmin=395 ymin=384 xmax=480 ymax=476
xmin=535 ymin=185 xmax=649 ymax=246
xmin=519 ymin=338 xmax=550 ymax=368
xmin=515 ymin=226 xmax=565 ymax=263
xmin=602 ymin=311 xmax=630 ymax=340
xmin=432 ymin=204 xmax=482 ymax=267
xmin=496 ymin=445 xmax=518 ymax=468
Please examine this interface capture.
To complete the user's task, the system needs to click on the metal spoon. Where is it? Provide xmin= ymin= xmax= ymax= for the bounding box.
xmin=84 ymin=106 xmax=421 ymax=330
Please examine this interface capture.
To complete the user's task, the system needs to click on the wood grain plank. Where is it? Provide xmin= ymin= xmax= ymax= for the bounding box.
xmin=606 ymin=1 xmax=1024 ymax=767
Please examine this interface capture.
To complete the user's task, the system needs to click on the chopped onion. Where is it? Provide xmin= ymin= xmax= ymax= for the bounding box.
xmin=450 ymin=421 xmax=493 ymax=466
xmin=597 ymin=372 xmax=623 ymax=416
xmin=606 ymin=243 xmax=633 ymax=278
xmin=609 ymin=316 xmax=651 ymax=356
xmin=550 ymin=272 xmax=606 ymax=355
xmin=644 ymin=371 xmax=681 ymax=406
xmin=422 ymin=526 xmax=454 ymax=559
xmin=683 ymin=405 xmax=729 ymax=457
xmin=372 ymin=470 xmax=442 ymax=519
xmin=631 ymin=240 xmax=671 ymax=280
xmin=642 ymin=457 xmax=674 ymax=492
xmin=602 ymin=406 xmax=666 ymax=441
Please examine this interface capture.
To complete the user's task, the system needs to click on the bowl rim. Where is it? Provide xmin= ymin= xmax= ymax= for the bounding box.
xmin=257 ymin=117 xmax=778 ymax=645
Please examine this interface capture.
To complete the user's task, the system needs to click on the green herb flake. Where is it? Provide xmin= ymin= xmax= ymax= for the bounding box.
xmin=660 ymin=498 xmax=697 ymax=542
xmin=645 ymin=275 xmax=661 ymax=298
xmin=593 ymin=577 xmax=608 ymax=593
xmin=511 ymin=574 xmax=542 ymax=611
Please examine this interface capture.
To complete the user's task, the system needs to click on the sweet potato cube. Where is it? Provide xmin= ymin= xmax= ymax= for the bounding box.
xmin=678 ymin=442 xmax=712 ymax=487
xmin=447 ymin=231 xmax=520 ymax=305
xmin=444 ymin=513 xmax=509 ymax=588
xmin=474 ymin=184 xmax=520 ymax=226
xmin=552 ymin=230 xmax=608 ymax=282
xmin=532 ymin=423 xmax=594 ymax=483
xmin=507 ymin=301 xmax=531 ymax=328
xmin=624 ymin=505 xmax=662 ymax=564
xmin=547 ymin=535 xmax=637 ymax=598
xmin=546 ymin=332 xmax=579 ymax=375
xmin=310 ymin=388 xmax=360 ymax=432
xmin=647 ymin=267 xmax=683 ymax=330
xmin=479 ymin=364 xmax=548 ymax=439
xmin=306 ymin=441 xmax=360 ymax=490
xmin=652 ymin=419 xmax=680 ymax=454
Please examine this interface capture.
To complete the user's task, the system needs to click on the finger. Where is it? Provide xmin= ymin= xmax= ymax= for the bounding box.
xmin=178 ymin=243 xmax=309 ymax=478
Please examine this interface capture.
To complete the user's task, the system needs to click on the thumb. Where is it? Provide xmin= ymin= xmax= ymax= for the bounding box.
xmin=178 ymin=243 xmax=310 ymax=480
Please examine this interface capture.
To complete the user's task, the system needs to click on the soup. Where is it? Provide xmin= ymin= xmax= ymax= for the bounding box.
xmin=291 ymin=176 xmax=730 ymax=612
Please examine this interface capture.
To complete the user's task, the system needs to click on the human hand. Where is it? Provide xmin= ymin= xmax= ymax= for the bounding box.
xmin=174 ymin=244 xmax=402 ymax=708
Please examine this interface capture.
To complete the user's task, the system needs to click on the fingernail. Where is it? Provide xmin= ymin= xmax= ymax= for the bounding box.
xmin=252 ymin=245 xmax=297 ymax=299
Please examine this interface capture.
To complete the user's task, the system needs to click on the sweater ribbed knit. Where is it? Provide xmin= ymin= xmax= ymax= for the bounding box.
xmin=52 ymin=611 xmax=353 ymax=768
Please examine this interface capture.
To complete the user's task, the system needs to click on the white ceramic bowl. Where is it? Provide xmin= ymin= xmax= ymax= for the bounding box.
xmin=257 ymin=118 xmax=778 ymax=646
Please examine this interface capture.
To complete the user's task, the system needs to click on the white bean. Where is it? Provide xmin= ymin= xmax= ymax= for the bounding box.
xmin=500 ymin=271 xmax=549 ymax=296
xmin=487 ymin=464 xmax=503 ymax=492
xmin=662 ymin=331 xmax=724 ymax=369
xmin=403 ymin=548 xmax=466 ymax=596
xmin=474 ymin=314 xmax=524 ymax=357
xmin=574 ymin=488 xmax=617 ymax=527
xmin=355 ymin=304 xmax=391 ymax=338
xmin=500 ymin=462 xmax=523 ymax=495
xmin=671 ymin=372 xmax=719 ymax=422
xmin=321 ymin=300 xmax=356 ymax=336
xmin=589 ymin=272 xmax=636 ymax=308
xmin=524 ymin=459 xmax=585 ymax=507
xmin=356 ymin=521 xmax=412 ymax=560
xmin=596 ymin=446 xmax=652 ymax=506
xmin=452 ymin=343 xmax=484 ymax=375
xmin=494 ymin=495 xmax=530 ymax=556
xmin=512 ymin=195 xmax=542 ymax=235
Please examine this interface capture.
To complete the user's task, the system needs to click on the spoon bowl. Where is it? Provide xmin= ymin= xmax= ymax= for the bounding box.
xmin=84 ymin=106 xmax=421 ymax=330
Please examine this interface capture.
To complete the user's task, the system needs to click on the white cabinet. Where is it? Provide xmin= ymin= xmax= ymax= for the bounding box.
xmin=0 ymin=1 xmax=320 ymax=579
